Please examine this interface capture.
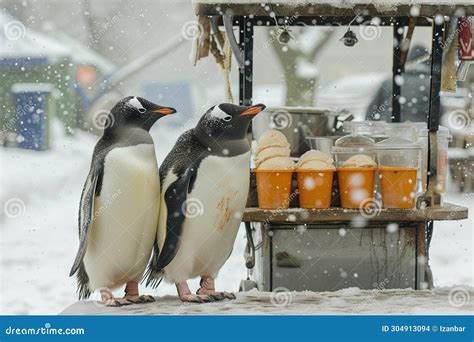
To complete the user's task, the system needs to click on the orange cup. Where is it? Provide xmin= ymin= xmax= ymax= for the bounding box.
xmin=255 ymin=170 xmax=293 ymax=209
xmin=337 ymin=167 xmax=376 ymax=209
xmin=379 ymin=166 xmax=417 ymax=208
xmin=296 ymin=170 xmax=334 ymax=209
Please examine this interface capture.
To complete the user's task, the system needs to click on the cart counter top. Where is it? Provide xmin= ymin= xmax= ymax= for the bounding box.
xmin=242 ymin=202 xmax=468 ymax=223
xmin=194 ymin=0 xmax=474 ymax=17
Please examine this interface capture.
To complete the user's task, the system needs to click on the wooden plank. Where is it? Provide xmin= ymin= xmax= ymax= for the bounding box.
xmin=242 ymin=202 xmax=468 ymax=223
xmin=195 ymin=3 xmax=474 ymax=17
xmin=415 ymin=223 xmax=427 ymax=290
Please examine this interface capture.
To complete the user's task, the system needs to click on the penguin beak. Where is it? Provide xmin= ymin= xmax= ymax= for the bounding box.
xmin=151 ymin=106 xmax=177 ymax=115
xmin=240 ymin=104 xmax=266 ymax=116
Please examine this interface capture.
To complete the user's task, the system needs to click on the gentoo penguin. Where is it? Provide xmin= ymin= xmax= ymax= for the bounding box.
xmin=69 ymin=96 xmax=176 ymax=306
xmin=145 ymin=103 xmax=265 ymax=302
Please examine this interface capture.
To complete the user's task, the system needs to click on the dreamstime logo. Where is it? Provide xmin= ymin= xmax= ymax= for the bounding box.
xmin=448 ymin=287 xmax=470 ymax=308
xmin=87 ymin=11 xmax=122 ymax=46
xmin=270 ymin=287 xmax=292 ymax=307
xmin=441 ymin=16 xmax=469 ymax=49
xmin=4 ymin=20 xmax=26 ymax=40
xmin=447 ymin=110 xmax=471 ymax=131
xmin=351 ymin=278 xmax=389 ymax=313
xmin=270 ymin=110 xmax=292 ymax=130
xmin=17 ymin=103 xmax=33 ymax=116
xmin=3 ymin=198 xmax=26 ymax=218
xmin=182 ymin=198 xmax=204 ymax=218
xmin=359 ymin=198 xmax=382 ymax=219
xmin=181 ymin=20 xmax=203 ymax=41
xmin=359 ymin=20 xmax=381 ymax=41
xmin=92 ymin=110 xmax=114 ymax=130
xmin=87 ymin=189 xmax=122 ymax=225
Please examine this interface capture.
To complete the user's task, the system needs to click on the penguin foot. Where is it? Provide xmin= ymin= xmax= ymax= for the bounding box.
xmin=122 ymin=281 xmax=155 ymax=304
xmin=105 ymin=297 xmax=137 ymax=307
xmin=102 ymin=296 xmax=154 ymax=307
xmin=179 ymin=293 xmax=215 ymax=303
xmin=197 ymin=276 xmax=236 ymax=301
xmin=138 ymin=295 xmax=156 ymax=303
xmin=176 ymin=281 xmax=215 ymax=303
xmin=100 ymin=288 xmax=132 ymax=307
xmin=197 ymin=290 xmax=236 ymax=301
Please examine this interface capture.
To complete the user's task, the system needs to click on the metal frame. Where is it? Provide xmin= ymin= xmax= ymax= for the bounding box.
xmin=233 ymin=15 xmax=445 ymax=202
xmin=250 ymin=221 xmax=427 ymax=291
xmin=392 ymin=20 xmax=403 ymax=123
xmin=224 ymin=14 xmax=448 ymax=291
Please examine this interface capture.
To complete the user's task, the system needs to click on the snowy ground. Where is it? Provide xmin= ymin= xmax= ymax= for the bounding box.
xmin=61 ymin=286 xmax=474 ymax=315
xmin=0 ymin=121 xmax=472 ymax=315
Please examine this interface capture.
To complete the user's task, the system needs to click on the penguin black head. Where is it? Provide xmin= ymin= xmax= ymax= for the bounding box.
xmin=105 ymin=96 xmax=176 ymax=133
xmin=196 ymin=103 xmax=266 ymax=142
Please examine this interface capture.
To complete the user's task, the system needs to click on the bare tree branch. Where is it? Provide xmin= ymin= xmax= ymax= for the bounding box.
xmin=306 ymin=29 xmax=334 ymax=61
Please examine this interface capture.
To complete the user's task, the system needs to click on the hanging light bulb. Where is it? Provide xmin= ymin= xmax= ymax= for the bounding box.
xmin=340 ymin=28 xmax=358 ymax=47
xmin=278 ymin=28 xmax=291 ymax=44
xmin=340 ymin=15 xmax=360 ymax=47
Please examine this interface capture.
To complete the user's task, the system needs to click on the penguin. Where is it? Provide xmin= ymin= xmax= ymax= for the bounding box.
xmin=145 ymin=103 xmax=265 ymax=302
xmin=69 ymin=96 xmax=176 ymax=307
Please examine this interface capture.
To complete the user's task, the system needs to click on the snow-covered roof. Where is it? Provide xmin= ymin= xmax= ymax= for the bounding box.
xmin=41 ymin=22 xmax=116 ymax=74
xmin=0 ymin=12 xmax=70 ymax=61
xmin=194 ymin=0 xmax=474 ymax=16
xmin=11 ymin=83 xmax=55 ymax=93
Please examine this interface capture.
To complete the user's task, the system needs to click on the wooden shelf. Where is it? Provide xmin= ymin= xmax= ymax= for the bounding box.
xmin=242 ymin=202 xmax=468 ymax=224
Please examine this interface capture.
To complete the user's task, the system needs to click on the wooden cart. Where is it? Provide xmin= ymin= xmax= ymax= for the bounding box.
xmin=194 ymin=0 xmax=471 ymax=291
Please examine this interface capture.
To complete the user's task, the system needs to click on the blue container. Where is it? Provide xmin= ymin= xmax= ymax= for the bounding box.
xmin=11 ymin=83 xmax=53 ymax=151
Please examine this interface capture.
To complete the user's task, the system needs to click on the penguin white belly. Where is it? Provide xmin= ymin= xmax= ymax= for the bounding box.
xmin=84 ymin=144 xmax=160 ymax=290
xmin=161 ymin=152 xmax=250 ymax=283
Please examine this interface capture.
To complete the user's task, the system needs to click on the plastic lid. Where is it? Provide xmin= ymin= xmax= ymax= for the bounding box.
xmin=332 ymin=134 xmax=375 ymax=153
xmin=375 ymin=137 xmax=421 ymax=150
xmin=417 ymin=125 xmax=450 ymax=137
xmin=342 ymin=121 xmax=387 ymax=135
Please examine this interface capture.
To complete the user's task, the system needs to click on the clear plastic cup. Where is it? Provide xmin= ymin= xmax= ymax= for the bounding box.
xmin=375 ymin=137 xmax=421 ymax=209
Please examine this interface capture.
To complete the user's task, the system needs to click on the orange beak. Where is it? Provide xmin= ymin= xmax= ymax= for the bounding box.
xmin=152 ymin=107 xmax=176 ymax=115
xmin=240 ymin=104 xmax=266 ymax=116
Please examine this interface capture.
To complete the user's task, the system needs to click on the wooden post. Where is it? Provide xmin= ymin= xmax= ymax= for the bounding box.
xmin=415 ymin=222 xmax=427 ymax=289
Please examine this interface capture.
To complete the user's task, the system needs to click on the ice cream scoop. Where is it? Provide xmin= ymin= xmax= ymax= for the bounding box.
xmin=298 ymin=160 xmax=335 ymax=170
xmin=255 ymin=129 xmax=294 ymax=170
xmin=342 ymin=154 xmax=377 ymax=168
xmin=296 ymin=150 xmax=334 ymax=170
xmin=256 ymin=129 xmax=290 ymax=154
xmin=258 ymin=156 xmax=295 ymax=170
xmin=255 ymin=146 xmax=291 ymax=169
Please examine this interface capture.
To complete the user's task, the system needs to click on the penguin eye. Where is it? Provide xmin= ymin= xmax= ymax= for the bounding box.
xmin=223 ymin=115 xmax=232 ymax=122
xmin=138 ymin=108 xmax=146 ymax=114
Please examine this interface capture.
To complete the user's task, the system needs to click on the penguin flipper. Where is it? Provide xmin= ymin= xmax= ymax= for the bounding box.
xmin=146 ymin=164 xmax=197 ymax=280
xmin=69 ymin=163 xmax=103 ymax=277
